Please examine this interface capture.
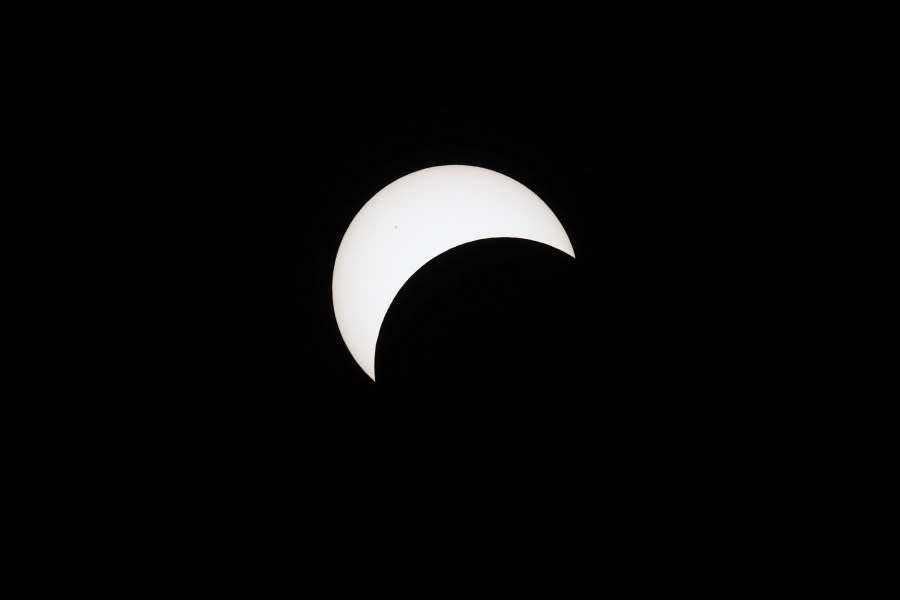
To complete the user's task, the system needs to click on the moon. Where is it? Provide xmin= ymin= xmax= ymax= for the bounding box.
xmin=332 ymin=165 xmax=575 ymax=381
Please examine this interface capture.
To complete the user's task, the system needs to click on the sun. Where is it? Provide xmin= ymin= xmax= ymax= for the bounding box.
xmin=332 ymin=165 xmax=575 ymax=381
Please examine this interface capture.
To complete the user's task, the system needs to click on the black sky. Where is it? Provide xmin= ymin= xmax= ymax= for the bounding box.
xmin=77 ymin=20 xmax=771 ymax=566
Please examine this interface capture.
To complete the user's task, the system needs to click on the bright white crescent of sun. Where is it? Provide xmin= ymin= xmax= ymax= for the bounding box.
xmin=332 ymin=165 xmax=575 ymax=381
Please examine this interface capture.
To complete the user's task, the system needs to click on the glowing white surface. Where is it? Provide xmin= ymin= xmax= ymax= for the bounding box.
xmin=332 ymin=165 xmax=575 ymax=380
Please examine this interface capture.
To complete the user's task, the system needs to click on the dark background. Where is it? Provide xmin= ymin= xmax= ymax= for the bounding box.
xmin=80 ymin=20 xmax=768 ymax=567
